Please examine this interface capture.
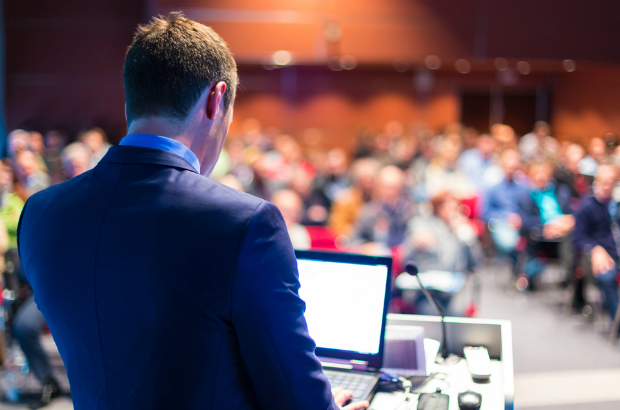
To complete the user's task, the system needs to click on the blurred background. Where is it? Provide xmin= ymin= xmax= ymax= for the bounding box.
xmin=4 ymin=1 xmax=620 ymax=409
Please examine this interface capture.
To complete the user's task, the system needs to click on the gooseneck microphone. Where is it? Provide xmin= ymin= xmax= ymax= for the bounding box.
xmin=405 ymin=261 xmax=450 ymax=359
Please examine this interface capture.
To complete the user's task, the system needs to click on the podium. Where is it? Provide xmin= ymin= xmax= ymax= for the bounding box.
xmin=372 ymin=314 xmax=514 ymax=410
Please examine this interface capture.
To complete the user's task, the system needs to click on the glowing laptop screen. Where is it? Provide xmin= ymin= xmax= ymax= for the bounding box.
xmin=297 ymin=258 xmax=389 ymax=355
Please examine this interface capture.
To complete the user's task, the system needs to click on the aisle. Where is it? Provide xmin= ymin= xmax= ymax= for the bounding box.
xmin=476 ymin=265 xmax=620 ymax=409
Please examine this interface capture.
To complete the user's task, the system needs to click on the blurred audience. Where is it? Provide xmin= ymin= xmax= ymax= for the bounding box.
xmin=3 ymin=120 xmax=619 ymax=321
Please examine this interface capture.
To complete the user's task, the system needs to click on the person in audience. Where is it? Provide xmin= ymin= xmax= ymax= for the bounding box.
xmin=573 ymin=162 xmax=620 ymax=320
xmin=517 ymin=160 xmax=574 ymax=290
xmin=352 ymin=165 xmax=416 ymax=250
xmin=329 ymin=157 xmax=380 ymax=237
xmin=519 ymin=121 xmax=560 ymax=162
xmin=458 ymin=133 xmax=502 ymax=193
xmin=61 ymin=142 xmax=92 ymax=179
xmin=290 ymin=168 xmax=329 ymax=226
xmin=80 ymin=127 xmax=111 ymax=168
xmin=0 ymin=160 xmax=25 ymax=249
xmin=401 ymin=191 xmax=478 ymax=315
xmin=491 ymin=124 xmax=518 ymax=151
xmin=7 ymin=129 xmax=30 ymax=159
xmin=28 ymin=131 xmax=49 ymax=174
xmin=483 ymin=149 xmax=529 ymax=272
xmin=43 ymin=130 xmax=66 ymax=185
xmin=580 ymin=137 xmax=606 ymax=178
xmin=272 ymin=189 xmax=311 ymax=250
xmin=314 ymin=148 xmax=350 ymax=207
xmin=425 ymin=135 xmax=475 ymax=199
xmin=554 ymin=143 xmax=590 ymax=209
xmin=14 ymin=150 xmax=50 ymax=198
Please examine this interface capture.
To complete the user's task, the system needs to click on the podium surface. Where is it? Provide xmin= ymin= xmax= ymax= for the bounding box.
xmin=371 ymin=314 xmax=514 ymax=410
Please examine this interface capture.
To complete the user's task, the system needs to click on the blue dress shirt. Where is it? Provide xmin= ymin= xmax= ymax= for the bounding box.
xmin=120 ymin=134 xmax=201 ymax=174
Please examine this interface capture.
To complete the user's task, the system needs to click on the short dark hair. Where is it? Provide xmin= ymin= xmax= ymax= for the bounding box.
xmin=123 ymin=12 xmax=238 ymax=125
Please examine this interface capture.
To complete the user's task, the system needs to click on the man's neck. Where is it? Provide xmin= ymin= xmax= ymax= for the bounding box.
xmin=127 ymin=118 xmax=194 ymax=151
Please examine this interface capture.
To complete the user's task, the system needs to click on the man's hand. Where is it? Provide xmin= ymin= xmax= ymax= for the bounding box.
xmin=543 ymin=215 xmax=575 ymax=239
xmin=332 ymin=387 xmax=369 ymax=410
xmin=507 ymin=213 xmax=522 ymax=230
xmin=592 ymin=245 xmax=616 ymax=276
xmin=542 ymin=223 xmax=562 ymax=239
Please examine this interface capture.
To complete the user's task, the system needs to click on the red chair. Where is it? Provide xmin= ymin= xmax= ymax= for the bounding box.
xmin=305 ymin=226 xmax=339 ymax=251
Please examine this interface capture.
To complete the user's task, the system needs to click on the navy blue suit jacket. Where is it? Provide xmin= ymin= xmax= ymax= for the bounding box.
xmin=18 ymin=146 xmax=337 ymax=410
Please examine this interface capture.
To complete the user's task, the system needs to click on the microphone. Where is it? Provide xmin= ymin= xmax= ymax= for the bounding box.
xmin=405 ymin=261 xmax=450 ymax=359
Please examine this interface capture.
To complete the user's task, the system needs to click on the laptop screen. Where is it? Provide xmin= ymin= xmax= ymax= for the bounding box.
xmin=296 ymin=253 xmax=390 ymax=357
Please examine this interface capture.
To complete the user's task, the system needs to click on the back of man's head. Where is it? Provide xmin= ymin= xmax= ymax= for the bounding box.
xmin=123 ymin=12 xmax=238 ymax=126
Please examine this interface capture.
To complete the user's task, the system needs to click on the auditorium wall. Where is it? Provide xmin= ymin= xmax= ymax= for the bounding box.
xmin=5 ymin=0 xmax=620 ymax=148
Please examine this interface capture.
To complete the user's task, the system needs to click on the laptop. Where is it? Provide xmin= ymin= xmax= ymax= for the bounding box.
xmin=295 ymin=250 xmax=392 ymax=403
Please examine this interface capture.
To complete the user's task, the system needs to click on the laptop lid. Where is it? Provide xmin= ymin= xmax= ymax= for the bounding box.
xmin=295 ymin=250 xmax=392 ymax=370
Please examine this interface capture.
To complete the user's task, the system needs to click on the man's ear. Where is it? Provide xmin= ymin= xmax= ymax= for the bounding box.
xmin=206 ymin=82 xmax=227 ymax=120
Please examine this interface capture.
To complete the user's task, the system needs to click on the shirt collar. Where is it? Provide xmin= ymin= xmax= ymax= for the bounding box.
xmin=119 ymin=134 xmax=201 ymax=174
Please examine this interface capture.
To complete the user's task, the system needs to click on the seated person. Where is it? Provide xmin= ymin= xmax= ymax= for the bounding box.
xmin=517 ymin=161 xmax=574 ymax=290
xmin=400 ymin=192 xmax=478 ymax=315
xmin=328 ymin=157 xmax=380 ymax=237
xmin=352 ymin=165 xmax=416 ymax=251
xmin=424 ymin=136 xmax=476 ymax=200
xmin=482 ymin=149 xmax=529 ymax=273
xmin=573 ymin=162 xmax=619 ymax=319
xmin=458 ymin=133 xmax=502 ymax=193
xmin=554 ymin=143 xmax=590 ymax=210
xmin=271 ymin=189 xmax=311 ymax=250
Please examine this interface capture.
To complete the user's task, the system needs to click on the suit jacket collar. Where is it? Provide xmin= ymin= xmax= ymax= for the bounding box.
xmin=100 ymin=145 xmax=199 ymax=174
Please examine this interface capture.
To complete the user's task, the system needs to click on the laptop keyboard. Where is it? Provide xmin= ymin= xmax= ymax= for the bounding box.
xmin=324 ymin=370 xmax=377 ymax=400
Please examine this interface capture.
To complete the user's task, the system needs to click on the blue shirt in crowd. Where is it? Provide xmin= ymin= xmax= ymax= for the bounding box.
xmin=482 ymin=178 xmax=529 ymax=222
xmin=530 ymin=184 xmax=564 ymax=224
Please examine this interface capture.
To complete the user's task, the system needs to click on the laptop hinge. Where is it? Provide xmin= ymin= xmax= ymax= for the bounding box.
xmin=319 ymin=358 xmax=369 ymax=371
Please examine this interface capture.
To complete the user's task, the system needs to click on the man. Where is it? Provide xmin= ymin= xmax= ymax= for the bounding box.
xmin=554 ymin=143 xmax=589 ymax=208
xmin=519 ymin=121 xmax=560 ymax=162
xmin=573 ymin=162 xmax=620 ymax=320
xmin=458 ymin=133 xmax=502 ymax=193
xmin=79 ymin=127 xmax=112 ymax=169
xmin=61 ymin=142 xmax=92 ymax=179
xmin=352 ymin=165 xmax=416 ymax=250
xmin=18 ymin=13 xmax=366 ymax=410
xmin=328 ymin=157 xmax=380 ymax=237
xmin=14 ymin=149 xmax=50 ymax=198
xmin=517 ymin=161 xmax=574 ymax=290
xmin=482 ymin=149 xmax=529 ymax=272
xmin=579 ymin=137 xmax=607 ymax=178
